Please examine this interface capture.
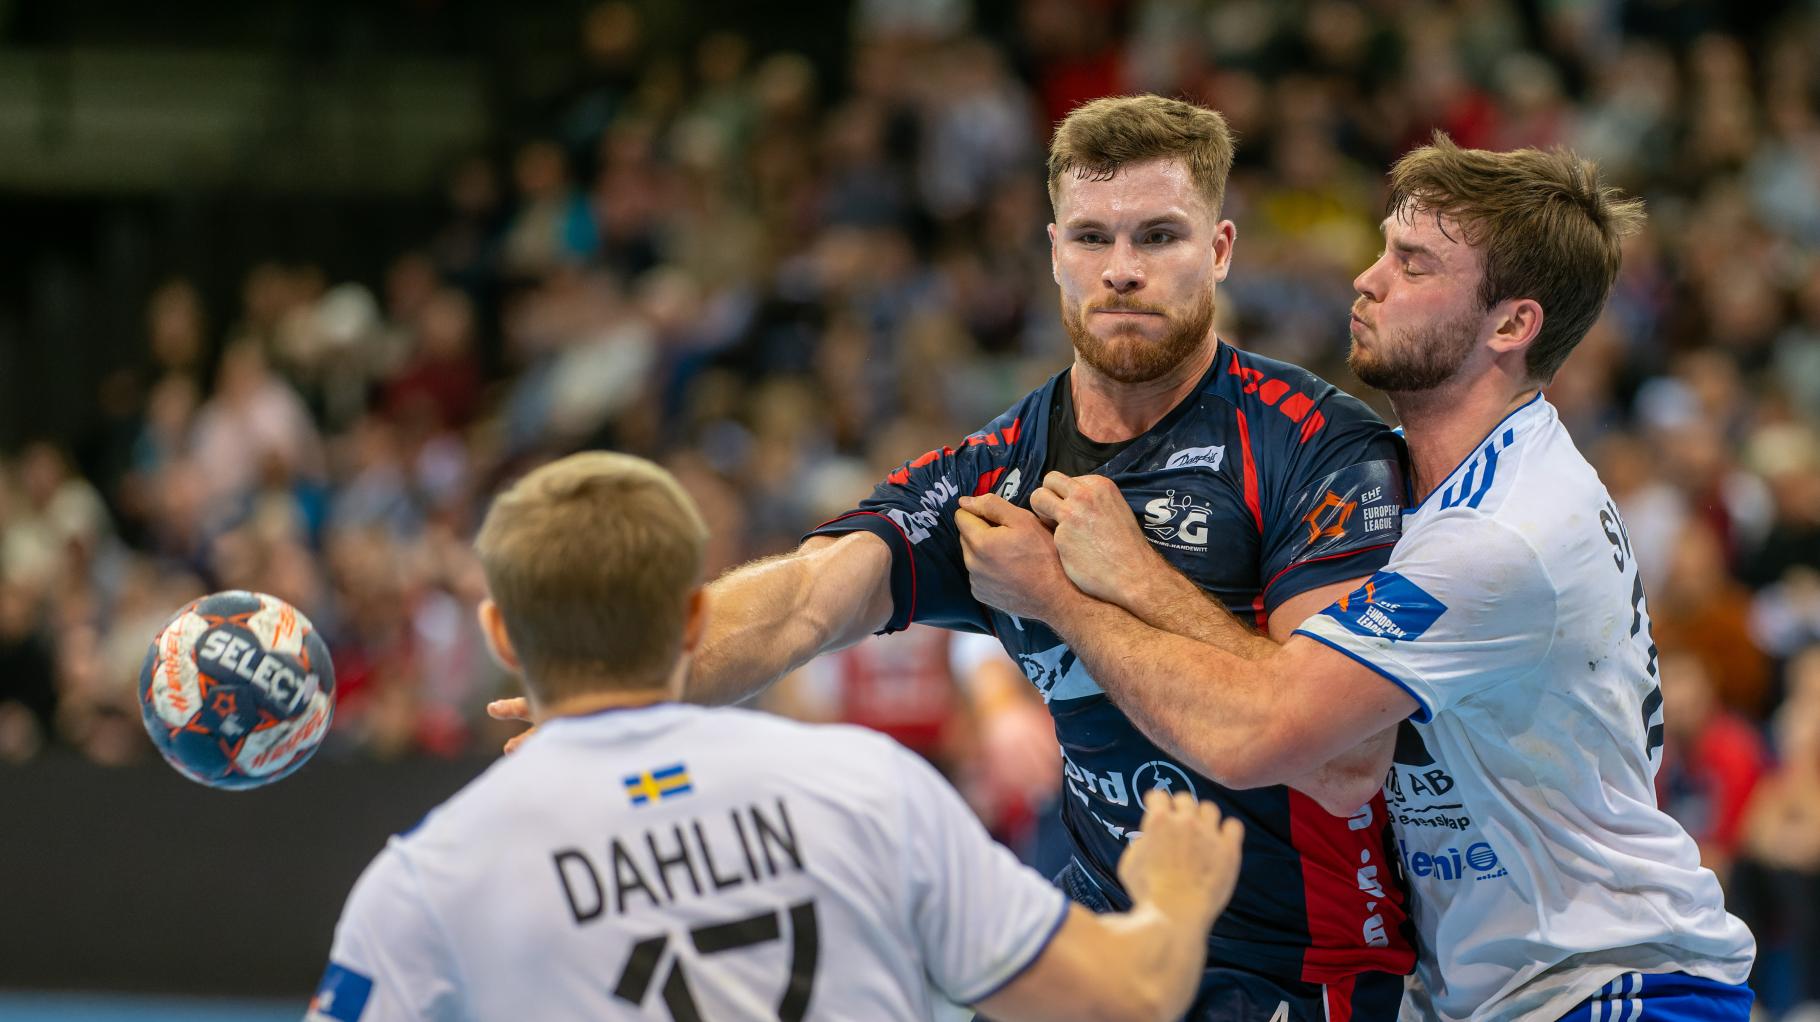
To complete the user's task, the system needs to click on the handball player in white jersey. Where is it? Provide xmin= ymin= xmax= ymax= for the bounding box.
xmin=309 ymin=452 xmax=1244 ymax=1022
xmin=953 ymin=136 xmax=1756 ymax=1021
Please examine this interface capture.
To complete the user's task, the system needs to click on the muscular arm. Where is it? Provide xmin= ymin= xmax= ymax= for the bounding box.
xmin=974 ymin=792 xmax=1243 ymax=1022
xmin=957 ymin=490 xmax=1413 ymax=804
xmin=685 ymin=532 xmax=895 ymax=705
xmin=1103 ymin=553 xmax=1397 ymax=815
xmin=489 ymin=530 xmax=900 ymax=748
xmin=974 ymin=903 xmax=1213 ymax=1022
xmin=1044 ymin=582 xmax=1412 ymax=802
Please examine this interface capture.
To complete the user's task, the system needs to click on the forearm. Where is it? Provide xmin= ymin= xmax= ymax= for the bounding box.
xmin=1111 ymin=559 xmax=1276 ymax=658
xmin=1047 ymin=590 xmax=1294 ymax=789
xmin=980 ymin=902 xmax=1212 ymax=1022
xmin=1108 ymin=563 xmax=1392 ymax=810
xmin=1090 ymin=903 xmax=1213 ymax=1021
xmin=685 ymin=534 xmax=891 ymax=706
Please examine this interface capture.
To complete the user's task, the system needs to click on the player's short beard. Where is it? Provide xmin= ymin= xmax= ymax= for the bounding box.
xmin=1347 ymin=301 xmax=1481 ymax=393
xmin=1062 ymin=288 xmax=1216 ymax=385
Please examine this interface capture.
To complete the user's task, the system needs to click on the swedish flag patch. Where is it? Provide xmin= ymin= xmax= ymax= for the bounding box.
xmin=624 ymin=763 xmax=692 ymax=806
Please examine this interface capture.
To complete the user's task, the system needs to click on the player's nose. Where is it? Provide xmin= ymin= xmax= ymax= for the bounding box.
xmin=1353 ymin=255 xmax=1389 ymax=302
xmin=1102 ymin=238 xmax=1144 ymax=293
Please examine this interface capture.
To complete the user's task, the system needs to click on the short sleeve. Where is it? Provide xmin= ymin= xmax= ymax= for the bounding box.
xmin=1293 ymin=512 xmax=1557 ymax=722
xmin=895 ymin=745 xmax=1070 ymax=1004
xmin=309 ymin=843 xmax=466 ymax=1022
xmin=805 ymin=440 xmax=1011 ymax=635
xmin=1259 ymin=396 xmax=1406 ymax=615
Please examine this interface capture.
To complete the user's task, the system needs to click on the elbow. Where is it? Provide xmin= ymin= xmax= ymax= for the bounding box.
xmin=1200 ymin=754 xmax=1272 ymax=794
xmin=1309 ymin=775 xmax=1381 ymax=818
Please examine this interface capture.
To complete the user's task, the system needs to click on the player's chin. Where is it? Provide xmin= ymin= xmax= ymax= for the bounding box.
xmin=1079 ymin=327 xmax=1151 ymax=358
xmin=1089 ymin=346 xmax=1176 ymax=384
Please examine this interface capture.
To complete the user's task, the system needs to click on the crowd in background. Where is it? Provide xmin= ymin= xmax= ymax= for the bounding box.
xmin=4 ymin=0 xmax=1820 ymax=1012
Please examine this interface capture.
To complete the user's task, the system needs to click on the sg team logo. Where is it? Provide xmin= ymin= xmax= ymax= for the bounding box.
xmin=1141 ymin=490 xmax=1214 ymax=552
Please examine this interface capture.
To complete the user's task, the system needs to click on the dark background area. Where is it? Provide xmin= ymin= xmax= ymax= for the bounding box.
xmin=1 ymin=757 xmax=486 ymax=994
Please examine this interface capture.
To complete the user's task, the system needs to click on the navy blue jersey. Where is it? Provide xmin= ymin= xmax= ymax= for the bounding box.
xmin=808 ymin=342 xmax=1416 ymax=984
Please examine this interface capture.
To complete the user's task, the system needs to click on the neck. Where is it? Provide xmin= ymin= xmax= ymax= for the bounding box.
xmin=534 ymin=685 xmax=675 ymax=723
xmin=1390 ymin=368 xmax=1539 ymax=504
xmin=1071 ymin=340 xmax=1218 ymax=443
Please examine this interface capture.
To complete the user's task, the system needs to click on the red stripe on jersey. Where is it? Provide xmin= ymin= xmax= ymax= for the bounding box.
xmin=811 ymin=511 xmax=919 ymax=628
xmin=1260 ymin=541 xmax=1398 ymax=601
xmin=973 ymin=467 xmax=1006 ymax=495
xmin=1235 ymin=408 xmax=1269 ymax=629
xmin=1234 ymin=408 xmax=1264 ymax=532
xmin=1324 ymin=975 xmax=1357 ymax=1022
xmin=1288 ymin=789 xmax=1415 ymax=985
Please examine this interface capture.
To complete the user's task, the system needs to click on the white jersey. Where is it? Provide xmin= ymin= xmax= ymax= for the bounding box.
xmin=1296 ymin=395 xmax=1754 ymax=1022
xmin=310 ymin=703 xmax=1067 ymax=1022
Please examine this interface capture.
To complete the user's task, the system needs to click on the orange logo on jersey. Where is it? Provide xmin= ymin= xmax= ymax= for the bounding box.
xmin=1304 ymin=491 xmax=1358 ymax=544
xmin=1335 ymin=579 xmax=1377 ymax=613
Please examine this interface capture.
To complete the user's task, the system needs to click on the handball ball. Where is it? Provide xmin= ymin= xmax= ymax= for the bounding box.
xmin=139 ymin=590 xmax=335 ymax=790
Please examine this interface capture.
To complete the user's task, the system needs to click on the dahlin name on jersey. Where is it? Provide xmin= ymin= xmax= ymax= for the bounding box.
xmin=551 ymin=797 xmax=806 ymax=923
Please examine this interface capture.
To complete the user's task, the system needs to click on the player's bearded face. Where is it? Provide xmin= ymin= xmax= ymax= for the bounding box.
xmin=1062 ymin=286 xmax=1216 ymax=385
xmin=1346 ymin=296 xmax=1481 ymax=392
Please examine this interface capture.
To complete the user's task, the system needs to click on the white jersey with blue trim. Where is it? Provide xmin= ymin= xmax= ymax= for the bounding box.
xmin=1295 ymin=395 xmax=1754 ymax=1022
xmin=310 ymin=704 xmax=1067 ymax=1022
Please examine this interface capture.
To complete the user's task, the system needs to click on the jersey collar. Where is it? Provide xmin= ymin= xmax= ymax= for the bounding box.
xmin=1048 ymin=339 xmax=1228 ymax=480
xmin=1405 ymin=390 xmax=1548 ymax=516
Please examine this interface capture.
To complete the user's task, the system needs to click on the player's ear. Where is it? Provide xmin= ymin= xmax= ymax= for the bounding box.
xmin=1211 ymin=218 xmax=1237 ymax=283
xmin=679 ymin=586 xmax=707 ymax=656
xmin=1486 ymin=296 xmax=1544 ymax=362
xmin=477 ymin=598 xmax=523 ymax=673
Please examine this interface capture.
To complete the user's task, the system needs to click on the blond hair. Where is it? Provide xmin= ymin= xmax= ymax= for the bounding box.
xmin=1047 ymin=95 xmax=1237 ymax=216
xmin=474 ymin=452 xmax=707 ymax=700
xmin=1387 ymin=132 xmax=1647 ymax=382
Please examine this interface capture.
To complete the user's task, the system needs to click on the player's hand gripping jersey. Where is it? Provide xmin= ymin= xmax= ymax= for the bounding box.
xmin=313 ymin=705 xmax=1069 ymax=1021
xmin=811 ymin=343 xmax=1416 ymax=984
xmin=1296 ymin=395 xmax=1756 ymax=1021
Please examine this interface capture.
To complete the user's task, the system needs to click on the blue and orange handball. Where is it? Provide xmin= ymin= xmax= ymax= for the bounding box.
xmin=138 ymin=590 xmax=336 ymax=790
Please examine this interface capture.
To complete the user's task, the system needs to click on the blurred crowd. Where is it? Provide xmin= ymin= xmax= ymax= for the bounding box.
xmin=4 ymin=0 xmax=1820 ymax=1011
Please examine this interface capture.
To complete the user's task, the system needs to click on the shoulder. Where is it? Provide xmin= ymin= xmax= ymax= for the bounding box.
xmin=973 ymin=374 xmax=1057 ymax=444
xmin=698 ymin=705 xmax=904 ymax=750
xmin=1417 ymin=410 xmax=1618 ymax=598
xmin=694 ymin=707 xmax=936 ymax=789
xmin=386 ymin=743 xmax=552 ymax=854
xmin=1210 ymin=343 xmax=1389 ymax=447
xmin=877 ymin=375 xmax=1055 ymax=490
xmin=1406 ymin=505 xmax=1557 ymax=597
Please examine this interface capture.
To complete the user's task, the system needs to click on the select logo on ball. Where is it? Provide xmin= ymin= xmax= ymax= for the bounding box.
xmin=138 ymin=590 xmax=336 ymax=790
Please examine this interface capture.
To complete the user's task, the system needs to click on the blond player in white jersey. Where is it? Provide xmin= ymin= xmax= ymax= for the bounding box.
xmin=309 ymin=452 xmax=1243 ymax=1022
xmin=952 ymin=135 xmax=1756 ymax=1021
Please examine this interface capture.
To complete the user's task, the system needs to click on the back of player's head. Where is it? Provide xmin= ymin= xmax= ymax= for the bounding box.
xmin=1047 ymin=95 xmax=1236 ymax=219
xmin=1386 ymin=132 xmax=1647 ymax=384
xmin=475 ymin=452 xmax=707 ymax=699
